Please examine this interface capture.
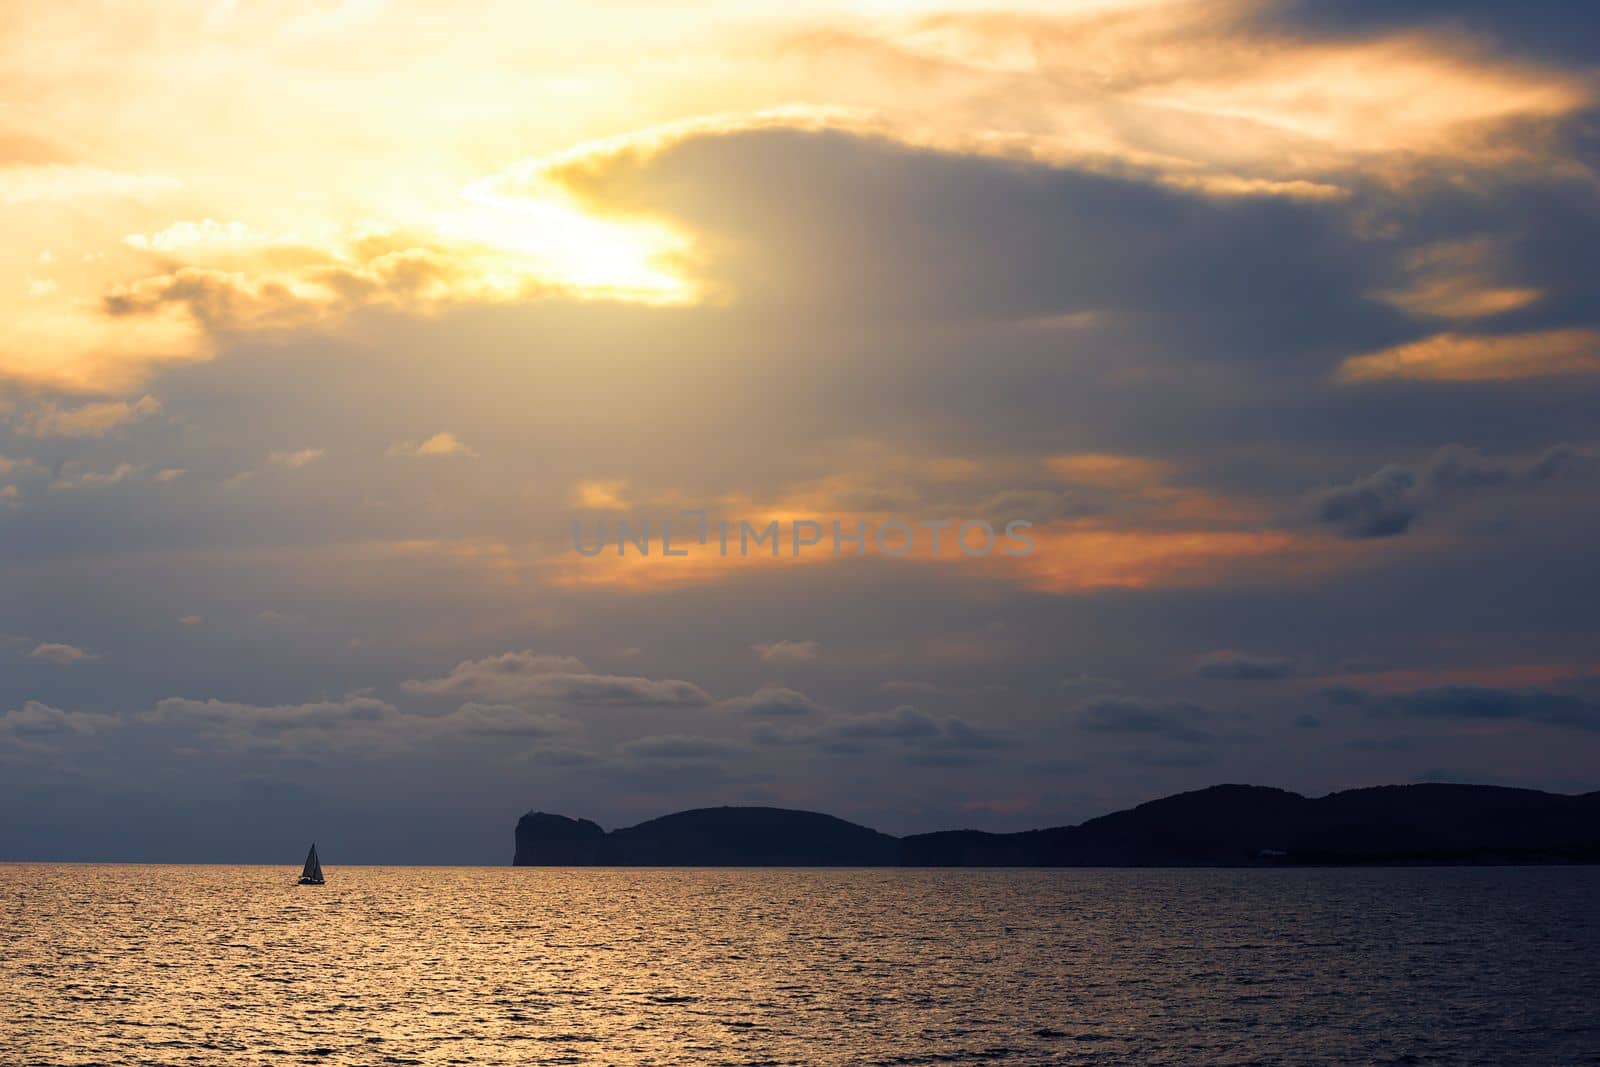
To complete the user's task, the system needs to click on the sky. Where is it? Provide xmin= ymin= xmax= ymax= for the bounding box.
xmin=2 ymin=0 xmax=1599 ymax=863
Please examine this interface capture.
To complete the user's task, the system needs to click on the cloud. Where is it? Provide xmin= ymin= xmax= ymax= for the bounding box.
xmin=401 ymin=650 xmax=711 ymax=707
xmin=720 ymin=684 xmax=824 ymax=718
xmin=134 ymin=694 xmax=424 ymax=759
xmin=752 ymin=640 xmax=819 ymax=663
xmin=560 ymin=123 xmax=1376 ymax=347
xmin=1315 ymin=465 xmax=1419 ymax=538
xmin=1194 ymin=651 xmax=1293 ymax=680
xmin=87 ymin=213 xmax=691 ymax=389
xmin=5 ymin=0 xmax=1590 ymax=401
xmin=573 ymin=480 xmax=629 ymax=510
xmin=541 ymin=124 xmax=1391 ymax=343
xmin=3 ymin=2 xmax=1598 ymax=856
xmin=1377 ymin=239 xmax=1541 ymax=320
xmin=1336 ymin=329 xmax=1600 ymax=383
xmin=1073 ymin=697 xmax=1216 ymax=743
xmin=436 ymin=703 xmax=572 ymax=737
xmin=15 ymin=395 xmax=160 ymax=438
xmin=748 ymin=721 xmax=818 ymax=747
xmin=936 ymin=716 xmax=1010 ymax=751
xmin=48 ymin=463 xmax=145 ymax=491
xmin=25 ymin=642 xmax=98 ymax=665
xmin=536 ymin=6 xmax=1587 ymax=201
xmin=178 ymin=615 xmax=204 ymax=626
xmin=99 ymin=236 xmax=551 ymax=332
xmin=1265 ymin=1 xmax=1600 ymax=68
xmin=267 ymin=448 xmax=324 ymax=469
xmin=1347 ymin=736 xmax=1418 ymax=753
xmin=1336 ymin=684 xmax=1600 ymax=732
xmin=829 ymin=706 xmax=1006 ymax=750
xmin=0 ymin=454 xmax=42 ymax=476
xmin=547 ymin=443 xmax=1275 ymax=597
xmin=1048 ymin=453 xmax=1169 ymax=489
xmin=833 ymin=704 xmax=940 ymax=741
xmin=1058 ymin=675 xmax=1122 ymax=695
xmin=1010 ymin=523 xmax=1338 ymax=594
xmin=880 ymin=680 xmax=943 ymax=696
xmin=386 ymin=432 xmax=477 ymax=458
xmin=621 ymin=734 xmax=740 ymax=759
xmin=746 ymin=703 xmax=1007 ymax=755
xmin=148 ymin=695 xmax=399 ymax=734
xmin=1118 ymin=749 xmax=1218 ymax=768
xmin=1314 ymin=443 xmax=1594 ymax=539
xmin=0 ymin=164 xmax=178 ymax=204
xmin=524 ymin=747 xmax=602 ymax=767
xmin=124 ymin=219 xmax=277 ymax=253
xmin=12 ymin=688 xmax=573 ymax=764
xmin=973 ymin=488 xmax=1080 ymax=524
xmin=0 ymin=701 xmax=117 ymax=745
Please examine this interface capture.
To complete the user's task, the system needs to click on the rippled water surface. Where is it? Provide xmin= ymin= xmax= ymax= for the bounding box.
xmin=3 ymin=865 xmax=1598 ymax=1065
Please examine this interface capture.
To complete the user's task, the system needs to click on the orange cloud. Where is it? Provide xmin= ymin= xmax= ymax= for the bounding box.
xmin=574 ymin=481 xmax=631 ymax=510
xmin=5 ymin=0 xmax=1591 ymax=394
xmin=1379 ymin=240 xmax=1542 ymax=320
xmin=1048 ymin=452 xmax=1169 ymax=489
xmin=998 ymin=520 xmax=1355 ymax=594
xmin=1336 ymin=329 xmax=1600 ymax=383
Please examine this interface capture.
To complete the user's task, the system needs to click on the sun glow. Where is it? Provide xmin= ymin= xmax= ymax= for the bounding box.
xmin=440 ymin=181 xmax=696 ymax=304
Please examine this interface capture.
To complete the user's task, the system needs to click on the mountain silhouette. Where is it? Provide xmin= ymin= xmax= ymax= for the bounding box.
xmin=514 ymin=784 xmax=1600 ymax=866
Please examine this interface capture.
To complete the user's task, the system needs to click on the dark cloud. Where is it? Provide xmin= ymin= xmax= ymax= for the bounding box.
xmin=524 ymin=748 xmax=601 ymax=768
xmin=149 ymin=695 xmax=397 ymax=734
xmin=1194 ymin=651 xmax=1294 ymax=680
xmin=620 ymin=735 xmax=741 ymax=760
xmin=720 ymin=685 xmax=825 ymax=718
xmin=1059 ymin=675 xmax=1122 ymax=695
xmin=935 ymin=717 xmax=1010 ymax=751
xmin=1314 ymin=443 xmax=1594 ymax=538
xmin=902 ymin=751 xmax=984 ymax=768
xmin=1073 ymin=698 xmax=1216 ymax=743
xmin=1321 ymin=685 xmax=1369 ymax=707
xmin=1333 ymin=684 xmax=1600 ymax=731
xmin=1346 ymin=736 xmax=1420 ymax=752
xmin=751 ymin=640 xmax=820 ymax=663
xmin=833 ymin=705 xmax=941 ymax=741
xmin=1415 ymin=768 xmax=1508 ymax=786
xmin=550 ymin=126 xmax=1403 ymax=368
xmin=440 ymin=703 xmax=572 ymax=737
xmin=753 ymin=705 xmax=1009 ymax=756
xmin=1119 ymin=749 xmax=1218 ymax=768
xmin=1268 ymin=0 xmax=1600 ymax=67
xmin=1396 ymin=686 xmax=1600 ymax=730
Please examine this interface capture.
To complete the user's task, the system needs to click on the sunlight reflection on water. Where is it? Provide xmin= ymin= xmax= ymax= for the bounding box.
xmin=3 ymin=865 xmax=1597 ymax=1065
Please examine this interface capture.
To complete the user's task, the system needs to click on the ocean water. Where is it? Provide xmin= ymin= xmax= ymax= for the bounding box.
xmin=3 ymin=865 xmax=1597 ymax=1066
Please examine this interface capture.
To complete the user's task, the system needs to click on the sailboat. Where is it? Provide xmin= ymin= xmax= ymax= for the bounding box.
xmin=297 ymin=843 xmax=325 ymax=885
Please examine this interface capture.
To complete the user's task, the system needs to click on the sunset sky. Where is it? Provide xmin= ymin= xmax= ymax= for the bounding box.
xmin=3 ymin=0 xmax=1598 ymax=862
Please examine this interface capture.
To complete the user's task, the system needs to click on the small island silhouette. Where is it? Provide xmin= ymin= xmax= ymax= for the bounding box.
xmin=514 ymin=783 xmax=1600 ymax=866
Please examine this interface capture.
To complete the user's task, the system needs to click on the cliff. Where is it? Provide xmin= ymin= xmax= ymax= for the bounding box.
xmin=513 ymin=784 xmax=1600 ymax=867
xmin=514 ymin=806 xmax=898 ymax=866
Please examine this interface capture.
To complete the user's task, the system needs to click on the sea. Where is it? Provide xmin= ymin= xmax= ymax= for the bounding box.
xmin=3 ymin=865 xmax=1597 ymax=1065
